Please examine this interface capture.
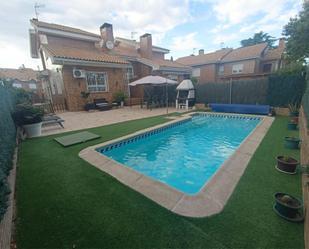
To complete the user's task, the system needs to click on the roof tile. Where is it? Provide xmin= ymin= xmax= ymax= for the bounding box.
xmin=0 ymin=68 xmax=38 ymax=81
xmin=43 ymin=44 xmax=129 ymax=65
xmin=176 ymin=49 xmax=232 ymax=66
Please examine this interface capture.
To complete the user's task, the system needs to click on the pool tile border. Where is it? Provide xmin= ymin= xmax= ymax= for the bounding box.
xmin=79 ymin=112 xmax=274 ymax=217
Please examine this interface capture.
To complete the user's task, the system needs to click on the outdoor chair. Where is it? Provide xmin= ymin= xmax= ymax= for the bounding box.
xmin=94 ymin=98 xmax=112 ymax=111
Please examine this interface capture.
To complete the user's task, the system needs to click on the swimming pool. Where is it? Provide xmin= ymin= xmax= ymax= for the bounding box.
xmin=97 ymin=114 xmax=261 ymax=194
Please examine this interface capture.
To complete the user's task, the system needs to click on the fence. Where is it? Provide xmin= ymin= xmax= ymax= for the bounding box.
xmin=302 ymin=69 xmax=309 ymax=125
xmin=0 ymin=85 xmax=16 ymax=220
xmin=196 ymin=74 xmax=306 ymax=107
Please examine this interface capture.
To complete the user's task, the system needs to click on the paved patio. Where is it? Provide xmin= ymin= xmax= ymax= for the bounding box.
xmin=42 ymin=106 xmax=187 ymax=136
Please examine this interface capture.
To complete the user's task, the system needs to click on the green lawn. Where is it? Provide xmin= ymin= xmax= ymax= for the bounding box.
xmin=16 ymin=115 xmax=303 ymax=248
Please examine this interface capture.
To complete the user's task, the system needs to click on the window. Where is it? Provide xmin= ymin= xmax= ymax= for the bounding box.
xmin=263 ymin=63 xmax=272 ymax=73
xmin=192 ymin=68 xmax=200 ymax=77
xmin=126 ymin=67 xmax=134 ymax=80
xmin=218 ymin=65 xmax=224 ymax=74
xmin=12 ymin=83 xmax=22 ymax=88
xmin=29 ymin=83 xmax=37 ymax=89
xmin=167 ymin=75 xmax=178 ymax=81
xmin=232 ymin=64 xmax=243 ymax=74
xmin=86 ymin=72 xmax=108 ymax=92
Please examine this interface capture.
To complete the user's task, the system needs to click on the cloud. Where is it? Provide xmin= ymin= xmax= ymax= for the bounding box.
xmin=0 ymin=0 xmax=191 ymax=69
xmin=170 ymin=32 xmax=202 ymax=52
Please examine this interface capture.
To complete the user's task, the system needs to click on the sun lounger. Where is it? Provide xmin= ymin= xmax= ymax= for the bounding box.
xmin=42 ymin=115 xmax=65 ymax=128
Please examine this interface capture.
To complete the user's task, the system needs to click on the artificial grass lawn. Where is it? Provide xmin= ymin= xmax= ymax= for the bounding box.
xmin=16 ymin=115 xmax=303 ymax=248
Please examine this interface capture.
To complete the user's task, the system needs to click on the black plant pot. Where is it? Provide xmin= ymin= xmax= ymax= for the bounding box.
xmin=273 ymin=192 xmax=304 ymax=222
xmin=276 ymin=156 xmax=299 ymax=174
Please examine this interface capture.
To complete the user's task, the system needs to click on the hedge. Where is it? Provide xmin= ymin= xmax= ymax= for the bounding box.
xmin=196 ymin=73 xmax=306 ymax=107
xmin=0 ymin=84 xmax=16 ymax=220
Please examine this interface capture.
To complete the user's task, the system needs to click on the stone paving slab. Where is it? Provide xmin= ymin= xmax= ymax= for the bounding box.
xmin=79 ymin=112 xmax=274 ymax=217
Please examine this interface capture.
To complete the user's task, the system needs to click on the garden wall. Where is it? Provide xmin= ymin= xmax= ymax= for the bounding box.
xmin=196 ymin=73 xmax=306 ymax=107
xmin=300 ymin=67 xmax=309 ymax=249
xmin=0 ymin=85 xmax=16 ymax=220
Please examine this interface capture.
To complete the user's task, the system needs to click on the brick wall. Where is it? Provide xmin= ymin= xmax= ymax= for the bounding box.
xmin=221 ymin=59 xmax=256 ymax=77
xmin=62 ymin=65 xmax=126 ymax=111
xmin=199 ymin=64 xmax=216 ymax=83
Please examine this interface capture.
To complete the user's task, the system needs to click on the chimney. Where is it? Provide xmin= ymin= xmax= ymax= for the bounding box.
xmin=100 ymin=23 xmax=114 ymax=43
xmin=199 ymin=49 xmax=204 ymax=55
xmin=140 ymin=33 xmax=152 ymax=59
xmin=278 ymin=38 xmax=285 ymax=49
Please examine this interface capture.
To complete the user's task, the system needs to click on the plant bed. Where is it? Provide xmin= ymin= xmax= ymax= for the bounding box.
xmin=12 ymin=104 xmax=44 ymax=138
xmin=273 ymin=193 xmax=304 ymax=222
xmin=276 ymin=156 xmax=299 ymax=174
xmin=287 ymin=122 xmax=297 ymax=130
xmin=284 ymin=137 xmax=300 ymax=149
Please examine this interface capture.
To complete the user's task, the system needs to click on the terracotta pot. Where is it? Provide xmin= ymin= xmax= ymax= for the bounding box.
xmin=276 ymin=156 xmax=299 ymax=174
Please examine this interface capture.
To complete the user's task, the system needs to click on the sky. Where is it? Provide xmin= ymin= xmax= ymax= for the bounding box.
xmin=0 ymin=0 xmax=303 ymax=69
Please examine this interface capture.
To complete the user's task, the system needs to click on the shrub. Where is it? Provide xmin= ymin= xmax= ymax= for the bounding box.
xmin=113 ymin=91 xmax=127 ymax=103
xmin=12 ymin=104 xmax=44 ymax=126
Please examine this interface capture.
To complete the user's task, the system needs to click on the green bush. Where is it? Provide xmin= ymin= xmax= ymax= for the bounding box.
xmin=0 ymin=84 xmax=16 ymax=220
xmin=12 ymin=104 xmax=44 ymax=126
xmin=113 ymin=91 xmax=127 ymax=103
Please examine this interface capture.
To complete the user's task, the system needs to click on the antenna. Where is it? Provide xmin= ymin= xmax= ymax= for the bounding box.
xmin=220 ymin=42 xmax=225 ymax=49
xmin=34 ymin=2 xmax=45 ymax=19
xmin=192 ymin=48 xmax=197 ymax=55
xmin=131 ymin=31 xmax=137 ymax=40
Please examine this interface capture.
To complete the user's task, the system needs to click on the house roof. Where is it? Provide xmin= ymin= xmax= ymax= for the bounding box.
xmin=137 ymin=58 xmax=191 ymax=71
xmin=43 ymin=44 xmax=129 ymax=65
xmin=115 ymin=37 xmax=170 ymax=53
xmin=0 ymin=68 xmax=38 ymax=81
xmin=221 ymin=43 xmax=268 ymax=62
xmin=263 ymin=45 xmax=285 ymax=61
xmin=176 ymin=49 xmax=232 ymax=66
xmin=30 ymin=19 xmax=100 ymax=39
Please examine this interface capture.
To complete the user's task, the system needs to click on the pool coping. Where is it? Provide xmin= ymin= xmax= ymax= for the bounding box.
xmin=79 ymin=112 xmax=274 ymax=217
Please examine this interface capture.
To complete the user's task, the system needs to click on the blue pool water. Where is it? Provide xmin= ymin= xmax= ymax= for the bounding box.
xmin=100 ymin=114 xmax=261 ymax=194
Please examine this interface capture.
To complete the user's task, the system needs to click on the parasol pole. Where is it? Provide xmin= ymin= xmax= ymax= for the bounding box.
xmin=166 ymin=79 xmax=169 ymax=114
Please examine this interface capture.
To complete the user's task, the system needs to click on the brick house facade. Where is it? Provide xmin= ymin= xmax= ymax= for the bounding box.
xmin=176 ymin=40 xmax=285 ymax=84
xmin=29 ymin=19 xmax=191 ymax=111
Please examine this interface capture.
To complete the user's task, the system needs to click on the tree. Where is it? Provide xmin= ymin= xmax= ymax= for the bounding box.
xmin=240 ymin=31 xmax=276 ymax=48
xmin=283 ymin=2 xmax=309 ymax=62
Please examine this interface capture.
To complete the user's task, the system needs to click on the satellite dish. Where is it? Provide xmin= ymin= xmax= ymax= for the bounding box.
xmin=99 ymin=39 xmax=104 ymax=48
xmin=106 ymin=40 xmax=114 ymax=50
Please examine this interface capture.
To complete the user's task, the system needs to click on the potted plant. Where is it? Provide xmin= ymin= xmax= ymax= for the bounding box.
xmin=276 ymin=156 xmax=299 ymax=174
xmin=81 ymin=91 xmax=94 ymax=111
xmin=273 ymin=192 xmax=304 ymax=222
xmin=287 ymin=122 xmax=298 ymax=130
xmin=288 ymin=103 xmax=299 ymax=117
xmin=12 ymin=104 xmax=44 ymax=137
xmin=113 ymin=91 xmax=127 ymax=107
xmin=284 ymin=136 xmax=300 ymax=149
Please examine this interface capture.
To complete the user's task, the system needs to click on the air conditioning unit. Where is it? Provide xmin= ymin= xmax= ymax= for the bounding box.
xmin=73 ymin=69 xmax=86 ymax=78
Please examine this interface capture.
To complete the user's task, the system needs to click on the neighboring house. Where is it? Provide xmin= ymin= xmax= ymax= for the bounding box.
xmin=0 ymin=67 xmax=45 ymax=101
xmin=29 ymin=19 xmax=191 ymax=111
xmin=176 ymin=48 xmax=232 ymax=83
xmin=176 ymin=39 xmax=285 ymax=83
